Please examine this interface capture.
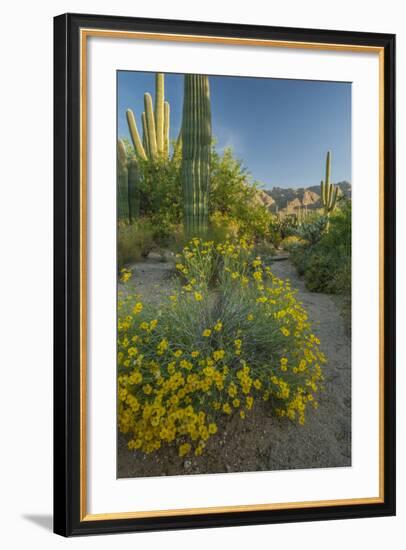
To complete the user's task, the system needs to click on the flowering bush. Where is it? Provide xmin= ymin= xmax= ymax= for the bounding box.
xmin=118 ymin=238 xmax=326 ymax=457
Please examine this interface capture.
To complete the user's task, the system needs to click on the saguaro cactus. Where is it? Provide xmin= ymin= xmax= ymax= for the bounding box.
xmin=320 ymin=150 xmax=338 ymax=229
xmin=117 ymin=140 xmax=140 ymax=222
xmin=117 ymin=139 xmax=130 ymax=220
xmin=181 ymin=74 xmax=212 ymax=236
xmin=126 ymin=73 xmax=175 ymax=161
xmin=127 ymin=157 xmax=140 ymax=222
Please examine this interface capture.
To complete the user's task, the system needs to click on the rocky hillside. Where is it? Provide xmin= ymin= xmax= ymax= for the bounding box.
xmin=263 ymin=181 xmax=351 ymax=213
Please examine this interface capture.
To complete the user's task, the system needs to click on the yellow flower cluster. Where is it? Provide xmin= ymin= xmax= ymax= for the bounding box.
xmin=117 ymin=237 xmax=326 ymax=458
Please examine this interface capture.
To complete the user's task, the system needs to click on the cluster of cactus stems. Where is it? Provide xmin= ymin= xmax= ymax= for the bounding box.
xmin=320 ymin=150 xmax=338 ymax=229
xmin=126 ymin=73 xmax=179 ymax=161
xmin=181 ymin=74 xmax=212 ymax=236
xmin=117 ymin=139 xmax=140 ymax=222
xmin=119 ymin=72 xmax=213 ymax=235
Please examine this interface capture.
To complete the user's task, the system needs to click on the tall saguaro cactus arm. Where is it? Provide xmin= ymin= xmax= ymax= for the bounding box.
xmin=125 ymin=73 xmax=174 ymax=162
xmin=126 ymin=109 xmax=147 ymax=161
xmin=320 ymin=150 xmax=338 ymax=229
xmin=164 ymin=101 xmax=170 ymax=157
xmin=144 ymin=93 xmax=158 ymax=159
xmin=181 ymin=74 xmax=212 ymax=236
xmin=155 ymin=73 xmax=165 ymax=153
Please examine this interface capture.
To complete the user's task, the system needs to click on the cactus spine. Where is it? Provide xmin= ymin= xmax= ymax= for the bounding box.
xmin=181 ymin=74 xmax=212 ymax=236
xmin=126 ymin=73 xmax=176 ymax=161
xmin=117 ymin=140 xmax=130 ymax=220
xmin=320 ymin=150 xmax=338 ymax=229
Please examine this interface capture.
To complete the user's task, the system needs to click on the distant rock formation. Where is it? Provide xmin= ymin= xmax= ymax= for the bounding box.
xmin=253 ymin=189 xmax=275 ymax=210
xmin=263 ymin=181 xmax=351 ymax=213
xmin=302 ymin=190 xmax=320 ymax=206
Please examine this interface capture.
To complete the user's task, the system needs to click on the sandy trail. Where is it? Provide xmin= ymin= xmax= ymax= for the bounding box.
xmin=117 ymin=256 xmax=351 ymax=478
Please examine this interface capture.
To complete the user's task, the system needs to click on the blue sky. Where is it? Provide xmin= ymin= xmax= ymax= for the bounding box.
xmin=118 ymin=71 xmax=351 ymax=189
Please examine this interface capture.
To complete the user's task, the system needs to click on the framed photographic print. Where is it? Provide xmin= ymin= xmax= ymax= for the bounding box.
xmin=53 ymin=13 xmax=396 ymax=536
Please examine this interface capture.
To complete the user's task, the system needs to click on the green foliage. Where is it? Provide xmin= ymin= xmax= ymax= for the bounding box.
xmin=290 ymin=201 xmax=351 ymax=295
xmin=268 ymin=215 xmax=298 ymax=248
xmin=181 ymin=75 xmax=212 ymax=236
xmin=209 ymin=147 xmax=273 ymax=240
xmin=280 ymin=235 xmax=306 ymax=251
xmin=296 ymin=215 xmax=327 ymax=245
xmin=117 ymin=220 xmax=155 ymax=269
xmin=118 ymin=138 xmax=182 ymax=243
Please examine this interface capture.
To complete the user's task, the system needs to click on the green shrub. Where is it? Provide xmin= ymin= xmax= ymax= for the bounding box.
xmin=209 ymin=147 xmax=274 ymax=241
xmin=268 ymin=215 xmax=298 ymax=248
xmin=280 ymin=235 xmax=306 ymax=251
xmin=290 ymin=201 xmax=351 ymax=295
xmin=303 ymin=252 xmax=337 ymax=292
xmin=296 ymin=215 xmax=327 ymax=245
xmin=117 ymin=220 xmax=155 ymax=269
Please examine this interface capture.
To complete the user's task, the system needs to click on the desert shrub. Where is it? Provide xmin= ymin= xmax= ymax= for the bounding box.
xmin=117 ymin=220 xmax=155 ymax=269
xmin=280 ymin=235 xmax=306 ymax=251
xmin=118 ymin=237 xmax=326 ymax=457
xmin=302 ymin=252 xmax=337 ymax=292
xmin=209 ymin=147 xmax=274 ymax=241
xmin=253 ymin=240 xmax=277 ymax=262
xmin=209 ymin=148 xmax=256 ymax=219
xmin=268 ymin=215 xmax=298 ymax=247
xmin=209 ymin=211 xmax=241 ymax=242
xmin=296 ymin=215 xmax=327 ymax=245
xmin=290 ymin=201 xmax=351 ymax=295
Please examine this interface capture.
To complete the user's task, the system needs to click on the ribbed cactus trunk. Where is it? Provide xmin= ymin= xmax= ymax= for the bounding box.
xmin=128 ymin=158 xmax=140 ymax=222
xmin=181 ymin=74 xmax=212 ymax=237
xmin=155 ymin=73 xmax=165 ymax=154
xmin=320 ymin=150 xmax=338 ymax=231
xmin=117 ymin=140 xmax=129 ymax=221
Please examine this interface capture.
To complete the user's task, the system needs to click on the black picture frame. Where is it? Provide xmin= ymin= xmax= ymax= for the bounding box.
xmin=54 ymin=12 xmax=396 ymax=537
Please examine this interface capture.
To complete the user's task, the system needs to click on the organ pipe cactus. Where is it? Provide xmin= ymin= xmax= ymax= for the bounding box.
xmin=117 ymin=139 xmax=130 ymax=220
xmin=320 ymin=150 xmax=338 ymax=229
xmin=181 ymin=74 xmax=212 ymax=236
xmin=126 ymin=73 xmax=177 ymax=161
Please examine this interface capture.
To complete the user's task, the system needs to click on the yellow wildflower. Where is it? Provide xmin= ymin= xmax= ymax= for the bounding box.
xmin=178 ymin=443 xmax=191 ymax=457
xmin=213 ymin=349 xmax=225 ymax=361
xmin=132 ymin=302 xmax=143 ymax=314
